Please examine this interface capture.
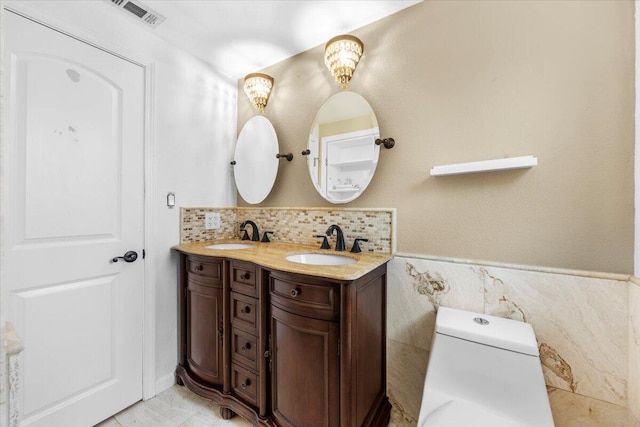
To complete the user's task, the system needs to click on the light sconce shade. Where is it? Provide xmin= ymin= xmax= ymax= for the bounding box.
xmin=324 ymin=34 xmax=364 ymax=89
xmin=243 ymin=73 xmax=274 ymax=114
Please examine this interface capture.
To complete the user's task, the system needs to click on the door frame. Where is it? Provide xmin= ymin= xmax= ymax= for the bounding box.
xmin=1 ymin=1 xmax=158 ymax=400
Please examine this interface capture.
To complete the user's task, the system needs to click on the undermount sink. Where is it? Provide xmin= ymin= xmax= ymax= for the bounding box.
xmin=205 ymin=243 xmax=255 ymax=250
xmin=285 ymin=252 xmax=357 ymax=266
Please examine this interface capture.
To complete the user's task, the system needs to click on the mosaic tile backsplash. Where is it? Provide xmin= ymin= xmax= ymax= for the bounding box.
xmin=180 ymin=207 xmax=395 ymax=254
xmin=180 ymin=208 xmax=238 ymax=243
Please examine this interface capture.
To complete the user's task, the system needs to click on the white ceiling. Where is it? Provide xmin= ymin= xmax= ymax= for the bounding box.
xmin=142 ymin=0 xmax=421 ymax=80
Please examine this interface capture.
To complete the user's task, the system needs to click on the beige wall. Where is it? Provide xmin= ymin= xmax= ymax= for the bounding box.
xmin=237 ymin=0 xmax=635 ymax=274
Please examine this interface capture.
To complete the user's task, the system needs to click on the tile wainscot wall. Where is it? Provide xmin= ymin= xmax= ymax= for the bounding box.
xmin=180 ymin=207 xmax=640 ymax=426
xmin=388 ymin=255 xmax=640 ymax=426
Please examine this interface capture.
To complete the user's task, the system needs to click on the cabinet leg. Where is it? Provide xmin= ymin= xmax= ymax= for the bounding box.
xmin=176 ymin=376 xmax=184 ymax=386
xmin=220 ymin=407 xmax=235 ymax=420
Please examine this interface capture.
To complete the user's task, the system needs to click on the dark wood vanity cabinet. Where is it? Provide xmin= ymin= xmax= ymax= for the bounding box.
xmin=176 ymin=252 xmax=390 ymax=427
xmin=270 ymin=304 xmax=340 ymax=427
xmin=269 ymin=271 xmax=341 ymax=427
xmin=182 ymin=255 xmax=224 ymax=386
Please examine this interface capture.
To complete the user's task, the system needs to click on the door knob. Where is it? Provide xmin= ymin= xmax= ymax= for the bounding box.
xmin=112 ymin=250 xmax=138 ymax=263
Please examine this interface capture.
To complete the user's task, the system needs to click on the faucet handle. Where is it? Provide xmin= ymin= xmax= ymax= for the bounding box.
xmin=316 ymin=235 xmax=331 ymax=250
xmin=240 ymin=228 xmax=250 ymax=241
xmin=261 ymin=231 xmax=274 ymax=243
xmin=350 ymin=238 xmax=369 ymax=253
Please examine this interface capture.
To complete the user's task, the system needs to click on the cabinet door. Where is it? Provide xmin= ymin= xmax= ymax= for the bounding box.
xmin=270 ymin=305 xmax=339 ymax=427
xmin=186 ymin=279 xmax=224 ymax=386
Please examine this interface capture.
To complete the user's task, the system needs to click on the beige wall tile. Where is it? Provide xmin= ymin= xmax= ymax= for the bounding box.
xmin=387 ymin=339 xmax=428 ymax=426
xmin=629 ymin=283 xmax=640 ymax=422
xmin=548 ymin=387 xmax=640 ymax=427
xmin=389 ymin=254 xmax=629 ymax=408
xmin=387 ymin=257 xmax=484 ymax=351
xmin=481 ymin=267 xmax=628 ymax=405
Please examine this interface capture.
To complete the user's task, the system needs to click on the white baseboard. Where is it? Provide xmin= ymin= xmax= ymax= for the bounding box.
xmin=154 ymin=372 xmax=176 ymax=398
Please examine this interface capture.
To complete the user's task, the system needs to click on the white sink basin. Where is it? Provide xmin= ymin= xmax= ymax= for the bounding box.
xmin=285 ymin=253 xmax=356 ymax=266
xmin=205 ymin=243 xmax=255 ymax=250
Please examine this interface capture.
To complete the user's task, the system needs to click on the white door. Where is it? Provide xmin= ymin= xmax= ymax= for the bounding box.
xmin=2 ymin=11 xmax=145 ymax=427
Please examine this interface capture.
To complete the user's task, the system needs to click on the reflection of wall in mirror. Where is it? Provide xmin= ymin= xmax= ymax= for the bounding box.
xmin=319 ymin=114 xmax=375 ymax=138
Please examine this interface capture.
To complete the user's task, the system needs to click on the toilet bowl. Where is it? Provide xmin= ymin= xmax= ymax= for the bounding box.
xmin=417 ymin=307 xmax=554 ymax=427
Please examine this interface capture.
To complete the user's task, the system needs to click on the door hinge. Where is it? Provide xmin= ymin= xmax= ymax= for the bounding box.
xmin=143 ymin=249 xmax=146 ymax=259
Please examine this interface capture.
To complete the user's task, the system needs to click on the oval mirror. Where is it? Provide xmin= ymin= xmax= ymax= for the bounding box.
xmin=307 ymin=92 xmax=380 ymax=204
xmin=234 ymin=116 xmax=279 ymax=204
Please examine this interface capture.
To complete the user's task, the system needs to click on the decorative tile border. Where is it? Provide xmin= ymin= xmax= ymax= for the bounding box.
xmin=180 ymin=207 xmax=395 ymax=254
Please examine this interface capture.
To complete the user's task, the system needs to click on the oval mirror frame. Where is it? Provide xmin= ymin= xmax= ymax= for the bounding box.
xmin=234 ymin=116 xmax=279 ymax=204
xmin=306 ymin=91 xmax=380 ymax=204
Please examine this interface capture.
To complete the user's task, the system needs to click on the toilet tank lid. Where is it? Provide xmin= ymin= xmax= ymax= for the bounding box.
xmin=435 ymin=307 xmax=539 ymax=356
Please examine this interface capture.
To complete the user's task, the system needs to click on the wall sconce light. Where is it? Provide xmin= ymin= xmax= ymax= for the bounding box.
xmin=324 ymin=34 xmax=364 ymax=89
xmin=243 ymin=73 xmax=274 ymax=114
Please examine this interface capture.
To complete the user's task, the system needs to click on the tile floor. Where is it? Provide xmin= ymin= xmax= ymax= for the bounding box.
xmin=98 ymin=384 xmax=640 ymax=427
xmin=95 ymin=385 xmax=250 ymax=427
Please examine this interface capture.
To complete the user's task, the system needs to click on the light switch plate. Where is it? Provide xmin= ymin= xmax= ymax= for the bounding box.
xmin=205 ymin=212 xmax=221 ymax=230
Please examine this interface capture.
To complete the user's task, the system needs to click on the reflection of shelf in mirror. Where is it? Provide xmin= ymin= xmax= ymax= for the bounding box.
xmin=329 ymin=187 xmax=360 ymax=193
xmin=430 ymin=155 xmax=537 ymax=176
xmin=329 ymin=159 xmax=374 ymax=167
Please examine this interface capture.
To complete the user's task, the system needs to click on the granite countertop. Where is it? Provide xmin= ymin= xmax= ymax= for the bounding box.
xmin=173 ymin=239 xmax=393 ymax=281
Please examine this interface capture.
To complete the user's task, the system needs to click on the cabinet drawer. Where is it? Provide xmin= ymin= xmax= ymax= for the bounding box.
xmin=231 ymin=292 xmax=259 ymax=334
xmin=231 ymin=261 xmax=257 ymax=297
xmin=186 ymin=256 xmax=222 ymax=281
xmin=231 ymin=364 xmax=258 ymax=407
xmin=231 ymin=328 xmax=258 ymax=371
xmin=270 ymin=274 xmax=339 ymax=321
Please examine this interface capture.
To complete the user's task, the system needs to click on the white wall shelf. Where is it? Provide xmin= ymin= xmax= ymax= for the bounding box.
xmin=430 ymin=155 xmax=537 ymax=176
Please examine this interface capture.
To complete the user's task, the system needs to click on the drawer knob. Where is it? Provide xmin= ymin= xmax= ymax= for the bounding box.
xmin=241 ymin=379 xmax=251 ymax=389
xmin=241 ymin=342 xmax=251 ymax=351
xmin=290 ymin=288 xmax=300 ymax=297
xmin=241 ymin=306 xmax=251 ymax=314
xmin=195 ymin=264 xmax=203 ymax=271
xmin=241 ymin=272 xmax=251 ymax=280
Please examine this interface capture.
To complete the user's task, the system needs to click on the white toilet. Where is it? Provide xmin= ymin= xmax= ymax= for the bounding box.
xmin=417 ymin=307 xmax=555 ymax=427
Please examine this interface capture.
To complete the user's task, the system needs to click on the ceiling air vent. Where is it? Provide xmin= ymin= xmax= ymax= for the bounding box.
xmin=105 ymin=0 xmax=166 ymax=29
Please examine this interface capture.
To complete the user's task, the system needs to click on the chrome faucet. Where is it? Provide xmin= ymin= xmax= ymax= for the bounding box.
xmin=326 ymin=224 xmax=345 ymax=251
xmin=240 ymin=220 xmax=260 ymax=241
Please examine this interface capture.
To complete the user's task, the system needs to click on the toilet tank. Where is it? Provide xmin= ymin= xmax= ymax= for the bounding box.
xmin=422 ymin=307 xmax=554 ymax=426
xmin=435 ymin=306 xmax=539 ymax=355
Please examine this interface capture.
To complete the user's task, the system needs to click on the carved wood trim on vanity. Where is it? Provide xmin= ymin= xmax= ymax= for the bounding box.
xmin=175 ymin=249 xmax=391 ymax=427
